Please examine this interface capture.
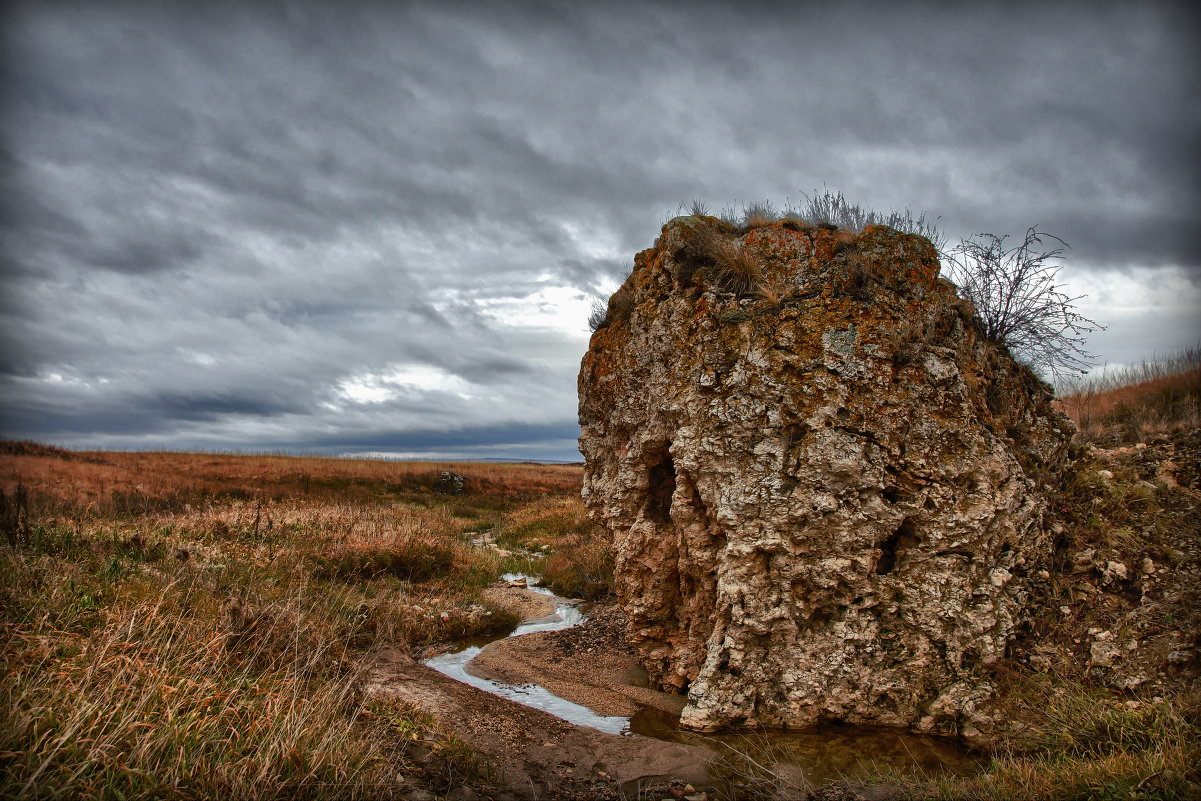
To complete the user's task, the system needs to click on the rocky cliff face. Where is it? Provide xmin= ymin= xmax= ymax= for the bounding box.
xmin=578 ymin=216 xmax=1076 ymax=736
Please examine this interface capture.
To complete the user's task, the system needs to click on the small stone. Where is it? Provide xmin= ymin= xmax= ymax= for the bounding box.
xmin=1089 ymin=639 xmax=1122 ymax=668
xmin=434 ymin=471 xmax=466 ymax=495
xmin=401 ymin=790 xmax=436 ymax=801
xmin=1097 ymin=469 xmax=1114 ymax=481
xmin=1140 ymin=557 xmax=1155 ymax=574
xmin=1103 ymin=561 xmax=1128 ymax=582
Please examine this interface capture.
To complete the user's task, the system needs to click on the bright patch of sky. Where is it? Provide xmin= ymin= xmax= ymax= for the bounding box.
xmin=337 ymin=364 xmax=474 ymax=405
xmin=474 ymin=285 xmax=598 ymax=336
xmin=1070 ymin=265 xmax=1201 ymax=369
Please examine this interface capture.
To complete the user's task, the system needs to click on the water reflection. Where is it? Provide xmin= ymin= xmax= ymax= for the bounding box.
xmin=631 ymin=706 xmax=987 ymax=785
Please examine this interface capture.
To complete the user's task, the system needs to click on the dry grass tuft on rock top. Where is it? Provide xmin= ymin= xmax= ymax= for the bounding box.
xmin=0 ymin=448 xmax=587 ymax=800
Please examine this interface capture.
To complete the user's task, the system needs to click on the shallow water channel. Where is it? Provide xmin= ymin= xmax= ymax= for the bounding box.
xmin=422 ymin=575 xmax=986 ymax=785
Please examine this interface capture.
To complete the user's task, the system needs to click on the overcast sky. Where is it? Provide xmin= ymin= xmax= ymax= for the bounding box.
xmin=2 ymin=1 xmax=1198 ymax=461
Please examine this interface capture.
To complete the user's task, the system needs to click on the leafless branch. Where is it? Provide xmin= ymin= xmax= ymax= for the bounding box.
xmin=944 ymin=227 xmax=1104 ymax=379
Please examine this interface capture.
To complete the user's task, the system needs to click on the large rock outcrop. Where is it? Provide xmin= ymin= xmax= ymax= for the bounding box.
xmin=578 ymin=216 xmax=1076 ymax=736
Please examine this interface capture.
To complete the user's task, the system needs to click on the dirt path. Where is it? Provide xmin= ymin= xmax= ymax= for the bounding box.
xmin=363 ymin=589 xmax=714 ymax=801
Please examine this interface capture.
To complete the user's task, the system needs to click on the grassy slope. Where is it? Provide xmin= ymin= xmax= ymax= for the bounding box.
xmin=0 ymin=450 xmax=609 ymax=800
xmin=1056 ymin=347 xmax=1200 ymax=443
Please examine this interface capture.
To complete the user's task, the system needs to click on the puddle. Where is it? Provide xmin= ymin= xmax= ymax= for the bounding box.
xmin=422 ymin=574 xmax=986 ymax=782
xmin=630 ymin=706 xmax=987 ymax=786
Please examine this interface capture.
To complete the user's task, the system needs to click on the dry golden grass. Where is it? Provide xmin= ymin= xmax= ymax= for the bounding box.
xmin=0 ymin=446 xmax=580 ymax=511
xmin=0 ymin=447 xmax=590 ymax=799
xmin=1056 ymin=348 xmax=1200 ymax=442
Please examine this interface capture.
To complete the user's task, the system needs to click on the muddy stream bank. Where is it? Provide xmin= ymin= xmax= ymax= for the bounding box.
xmin=422 ymin=576 xmax=986 ymax=789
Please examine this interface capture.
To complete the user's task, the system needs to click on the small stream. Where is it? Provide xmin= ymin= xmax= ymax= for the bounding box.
xmin=422 ymin=575 xmax=986 ymax=785
xmin=422 ymin=577 xmax=631 ymax=735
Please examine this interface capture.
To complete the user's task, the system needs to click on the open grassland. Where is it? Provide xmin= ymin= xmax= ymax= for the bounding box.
xmin=0 ymin=447 xmax=610 ymax=800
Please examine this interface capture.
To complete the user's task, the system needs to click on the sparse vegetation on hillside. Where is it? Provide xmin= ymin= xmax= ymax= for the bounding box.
xmin=0 ymin=449 xmax=597 ymax=800
xmin=867 ymin=364 xmax=1201 ymax=800
xmin=1057 ymin=346 xmax=1201 ymax=443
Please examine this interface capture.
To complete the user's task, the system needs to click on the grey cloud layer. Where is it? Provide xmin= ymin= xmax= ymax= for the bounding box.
xmin=2 ymin=0 xmax=1199 ymax=458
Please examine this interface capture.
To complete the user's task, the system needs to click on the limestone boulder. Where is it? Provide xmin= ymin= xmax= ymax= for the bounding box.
xmin=577 ymin=216 xmax=1076 ymax=735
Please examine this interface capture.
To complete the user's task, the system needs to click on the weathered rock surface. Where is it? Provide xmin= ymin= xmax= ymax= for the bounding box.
xmin=578 ymin=216 xmax=1076 ymax=735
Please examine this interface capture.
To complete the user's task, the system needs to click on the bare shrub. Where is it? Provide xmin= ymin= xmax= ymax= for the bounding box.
xmin=587 ymin=268 xmax=634 ymax=333
xmin=790 ymin=188 xmax=946 ymax=250
xmin=741 ymin=200 xmax=778 ymax=230
xmin=945 ymin=227 xmax=1104 ymax=379
xmin=836 ymin=249 xmax=879 ymax=301
xmin=891 ymin=309 xmax=942 ymax=368
xmin=587 ymin=297 xmax=609 ymax=332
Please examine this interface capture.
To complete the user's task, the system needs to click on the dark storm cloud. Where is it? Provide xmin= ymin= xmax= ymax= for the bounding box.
xmin=2 ymin=0 xmax=1198 ymax=459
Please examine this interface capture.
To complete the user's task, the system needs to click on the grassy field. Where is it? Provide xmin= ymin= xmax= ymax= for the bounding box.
xmin=0 ymin=448 xmax=609 ymax=800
